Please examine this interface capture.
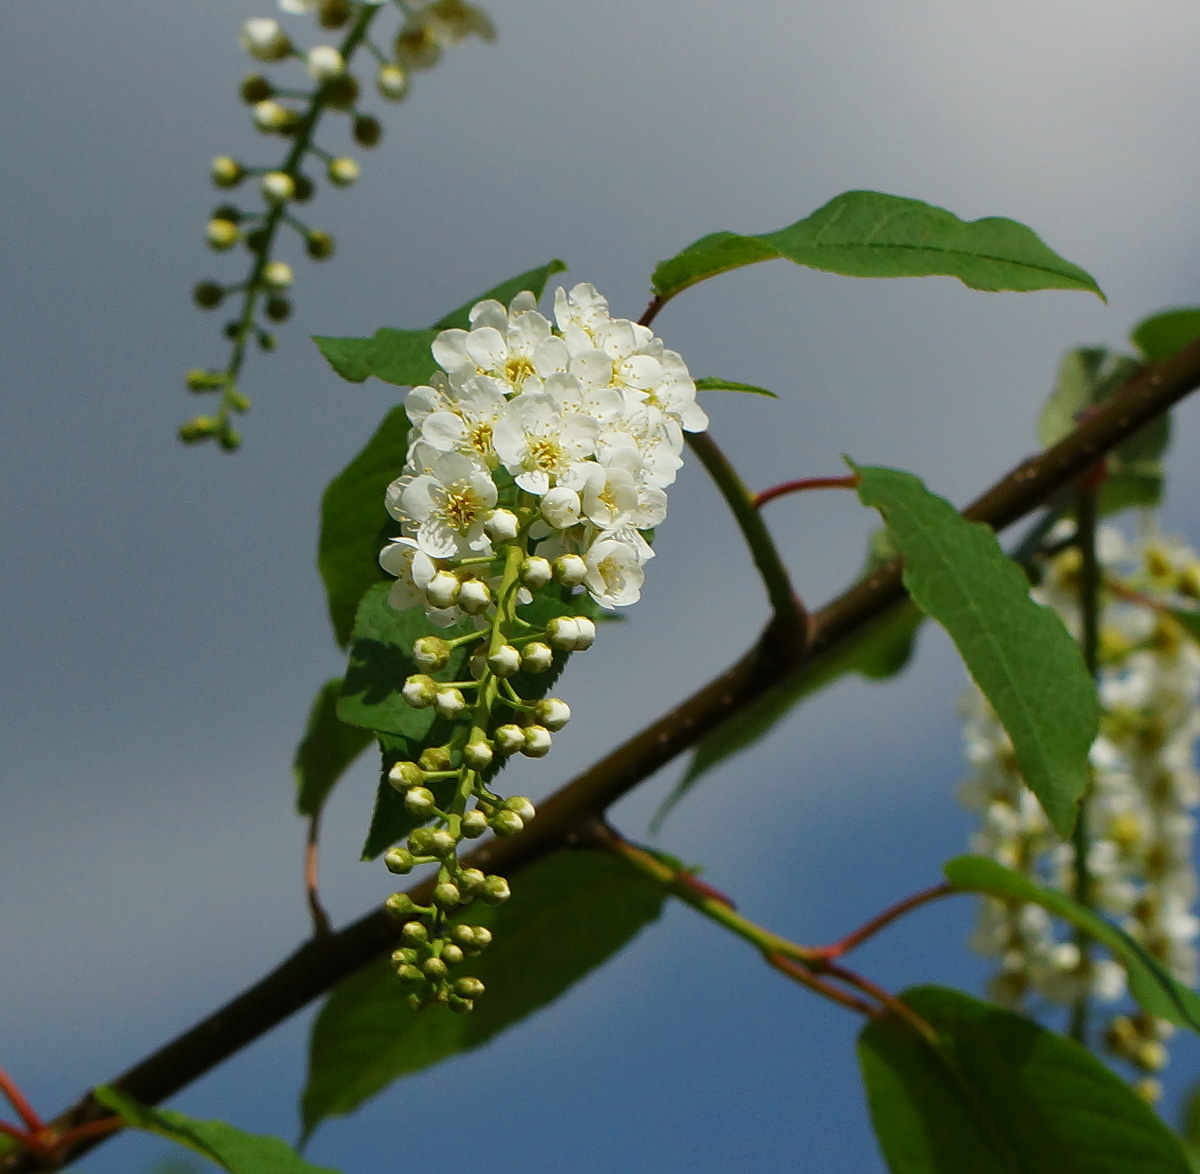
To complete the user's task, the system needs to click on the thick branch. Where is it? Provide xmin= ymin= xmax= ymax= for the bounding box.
xmin=12 ymin=336 xmax=1200 ymax=1171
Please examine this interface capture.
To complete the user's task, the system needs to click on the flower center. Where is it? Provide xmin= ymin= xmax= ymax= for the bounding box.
xmin=528 ymin=436 xmax=564 ymax=472
xmin=505 ymin=356 xmax=535 ymax=386
xmin=439 ymin=484 xmax=486 ymax=530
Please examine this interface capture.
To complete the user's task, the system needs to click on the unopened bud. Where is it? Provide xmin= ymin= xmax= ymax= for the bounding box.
xmin=481 ymin=875 xmax=511 ymax=904
xmin=423 ymin=956 xmax=448 ymax=979
xmin=261 ymin=171 xmax=295 ymax=203
xmin=471 ymin=925 xmax=493 ymax=948
xmin=520 ymin=556 xmax=553 ymax=589
xmin=494 ymin=724 xmax=525 ymax=754
xmin=546 ymin=616 xmax=580 ymax=650
xmin=413 ymin=635 xmax=451 ymax=672
xmin=391 ymin=947 xmax=418 ymax=966
xmin=179 ymin=416 xmax=218 ymax=442
xmin=535 ymin=698 xmax=570 ymax=731
xmin=206 ymin=219 xmax=239 ymax=250
xmin=323 ymin=73 xmax=360 ymax=110
xmin=505 ymin=796 xmax=536 ymax=821
xmin=185 ymin=368 xmax=225 ymax=392
xmin=433 ymin=882 xmax=461 ymax=908
xmin=521 ymin=726 xmax=552 ymax=758
xmin=458 ymin=579 xmax=492 ymax=615
xmin=461 ymin=809 xmax=490 ymax=838
xmin=384 ymin=846 xmax=415 ymax=874
xmin=306 ymin=45 xmax=345 ymax=82
xmin=458 ymin=867 xmax=486 ymax=893
xmin=211 ymin=156 xmax=244 ymax=188
xmin=327 ymin=156 xmax=360 ymax=187
xmin=455 ymin=976 xmax=485 ymax=999
xmin=265 ymin=296 xmax=292 ymax=322
xmin=425 ymin=570 xmax=460 ymax=609
xmin=448 ymin=995 xmax=474 ymax=1013
xmin=192 ymin=281 xmax=224 ymax=309
xmin=573 ymin=617 xmax=597 ymax=650
xmin=253 ymin=99 xmax=296 ymax=133
xmin=441 ymin=943 xmax=465 ymax=966
xmin=377 ymin=64 xmax=410 ymax=101
xmin=425 ymin=828 xmax=457 ymax=857
xmin=449 ymin=923 xmax=477 ymax=947
xmin=487 ymin=644 xmax=521 ymax=678
xmin=396 ymin=963 xmax=424 ymax=984
xmin=318 ymin=0 xmax=353 ymax=27
xmin=263 ymin=260 xmax=293 ymax=289
xmin=240 ymin=73 xmax=273 ymax=104
xmin=463 ymin=740 xmax=493 ymax=769
xmin=401 ymin=674 xmax=438 ymax=709
xmin=353 ymin=113 xmax=383 ymax=147
xmin=419 ymin=745 xmax=453 ymax=772
xmin=1135 ymin=1040 xmax=1168 ymax=1072
xmin=387 ymin=759 xmax=425 ymax=790
xmin=491 ymin=809 xmax=524 ymax=836
xmin=306 ymin=229 xmax=335 ymax=260
xmin=434 ymin=686 xmax=466 ymax=718
xmin=239 ymin=18 xmax=292 ymax=62
xmin=401 ymin=920 xmax=429 ymax=944
xmin=554 ymin=554 xmax=587 ymax=587
xmin=404 ymin=786 xmax=437 ymax=815
xmin=484 ymin=509 xmax=520 ymax=543
xmin=521 ymin=642 xmax=553 ymax=673
xmin=385 ymin=892 xmax=418 ymax=917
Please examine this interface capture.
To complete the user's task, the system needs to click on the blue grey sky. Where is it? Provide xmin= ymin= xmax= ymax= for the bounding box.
xmin=3 ymin=1 xmax=1200 ymax=1170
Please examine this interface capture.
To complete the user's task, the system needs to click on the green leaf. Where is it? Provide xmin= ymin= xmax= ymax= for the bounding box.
xmin=1171 ymin=608 xmax=1200 ymax=648
xmin=653 ymin=599 xmax=923 ymax=832
xmin=1037 ymin=347 xmax=1168 ymax=516
xmin=432 ymin=259 xmax=568 ymax=330
xmin=858 ymin=985 xmax=1189 ymax=1174
xmin=854 ymin=464 xmax=1098 ymax=837
xmin=317 ymin=405 xmax=410 ymax=648
xmin=944 ymin=855 xmax=1200 ymax=1032
xmin=93 ymin=1087 xmax=342 ymax=1174
xmin=694 ymin=376 xmax=778 ymax=398
xmin=651 ymin=191 xmax=1104 ymax=305
xmin=1132 ymin=307 xmax=1200 ymax=363
xmin=294 ymin=678 xmax=374 ymax=818
xmin=301 ymin=849 xmax=665 ymax=1137
xmin=309 ymin=336 xmax=377 ymax=384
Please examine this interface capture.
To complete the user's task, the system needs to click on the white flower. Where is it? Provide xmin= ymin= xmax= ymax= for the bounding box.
xmin=540 ymin=487 xmax=581 ymax=529
xmin=583 ymin=537 xmax=645 ymax=608
xmin=418 ymin=375 xmax=507 ymax=464
xmin=395 ymin=451 xmax=497 ymax=558
xmin=492 ymin=393 xmax=599 ymax=495
xmin=278 ymin=0 xmax=316 ymax=11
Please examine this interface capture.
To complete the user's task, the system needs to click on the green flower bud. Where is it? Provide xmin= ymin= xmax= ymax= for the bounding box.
xmin=327 ymin=156 xmax=360 ymax=187
xmin=433 ymin=881 xmax=461 ymax=908
xmin=385 ymin=892 xmax=418 ymax=917
xmin=455 ymin=976 xmax=485 ymax=999
xmin=401 ymin=920 xmax=429 ymax=944
xmin=520 ymin=642 xmax=553 ymax=673
xmin=481 ymin=875 xmax=511 ymax=904
xmin=353 ymin=113 xmax=383 ymax=147
xmin=471 ymin=925 xmax=493 ymax=947
xmin=461 ymin=809 xmax=489 ymax=838
xmin=265 ymin=296 xmax=292 ymax=322
xmin=323 ymin=73 xmax=360 ymax=110
xmin=494 ymin=724 xmax=525 ymax=755
xmin=491 ymin=809 xmax=524 ymax=836
xmin=423 ymin=956 xmax=448 ymax=979
xmin=463 ymin=740 xmax=493 ymax=770
xmin=449 ymin=923 xmax=477 ymax=947
xmin=441 ymin=942 xmax=464 ymax=966
xmin=425 ymin=570 xmax=460 ymax=609
xmin=407 ymin=827 xmax=437 ymax=855
xmin=306 ymin=229 xmax=335 ymax=260
xmin=425 ymin=828 xmax=457 ymax=857
xmin=419 ymin=745 xmax=453 ymax=772
xmin=306 ymin=44 xmax=345 ymax=82
xmin=222 ymin=321 xmax=242 ymax=341
xmin=390 ymin=947 xmax=413 ymax=966
xmin=484 ymin=508 xmax=520 ymax=543
xmin=448 ymin=995 xmax=474 ymax=1014
xmin=292 ymin=173 xmax=315 ymax=203
xmin=376 ymin=63 xmax=410 ymax=101
xmin=535 ymin=698 xmax=570 ymax=732
xmin=253 ymin=99 xmax=297 ymax=133
xmin=387 ymin=760 xmax=424 ymax=791
xmin=519 ymin=556 xmax=553 ymax=589
xmin=217 ymin=426 xmax=241 ymax=452
xmin=396 ymin=963 xmax=424 ymax=984
xmin=404 ymin=786 xmax=437 ymax=815
xmin=211 ymin=156 xmax=245 ymax=188
xmin=192 ymin=281 xmax=224 ymax=309
xmin=318 ymin=0 xmax=353 ymax=28
xmin=260 ymin=171 xmax=295 ymax=203
xmin=384 ymin=846 xmax=415 ymax=874
xmin=521 ymin=725 xmax=552 ymax=758
xmin=185 ymin=368 xmax=225 ymax=392
xmin=458 ymin=579 xmax=491 ymax=615
xmin=487 ymin=644 xmax=521 ymax=678
xmin=1135 ymin=1040 xmax=1168 ymax=1072
xmin=553 ymin=554 xmax=587 ymax=587
xmin=207 ymin=218 xmax=239 ymax=251
xmin=413 ymin=635 xmax=451 ymax=672
xmin=406 ymin=992 xmax=424 ymax=1010
xmin=433 ymin=686 xmax=467 ymax=719
xmin=239 ymin=73 xmax=273 ymax=104
xmin=504 ymin=796 xmax=536 ymax=821
xmin=239 ymin=18 xmax=292 ymax=62
xmin=458 ymin=867 xmax=486 ymax=893
xmin=179 ymin=416 xmax=219 ymax=443
xmin=401 ymin=674 xmax=438 ymax=709
xmin=262 ymin=260 xmax=293 ymax=290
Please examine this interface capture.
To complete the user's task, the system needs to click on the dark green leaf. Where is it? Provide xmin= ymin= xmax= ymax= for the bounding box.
xmin=855 ymin=464 xmax=1098 ymax=837
xmin=294 ymin=679 xmax=374 ymax=818
xmin=1037 ymin=347 xmax=1168 ymax=516
xmin=301 ymin=849 xmax=665 ymax=1137
xmin=318 ymin=406 xmax=410 ymax=648
xmin=652 ymin=191 xmax=1103 ymax=305
xmin=944 ymin=856 xmax=1200 ymax=1031
xmin=1132 ymin=308 xmax=1200 ymax=363
xmin=859 ymin=985 xmax=1189 ymax=1174
xmin=654 ymin=600 xmax=923 ymax=831
xmin=360 ymin=328 xmax=440 ymax=388
xmin=432 ymin=259 xmax=568 ymax=330
xmin=93 ymin=1087 xmax=341 ymax=1174
xmin=310 ymin=336 xmax=376 ymax=383
xmin=1172 ymin=609 xmax=1200 ymax=649
xmin=694 ymin=376 xmax=778 ymax=398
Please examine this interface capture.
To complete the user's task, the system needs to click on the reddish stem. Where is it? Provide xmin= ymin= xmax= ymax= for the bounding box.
xmin=55 ymin=1117 xmax=121 ymax=1149
xmin=305 ymin=814 xmax=332 ymax=937
xmin=765 ymin=952 xmax=881 ymax=1018
xmin=813 ymin=882 xmax=955 ymax=961
xmin=674 ymin=871 xmax=737 ymax=910
xmin=754 ymin=475 xmax=859 ymax=509
xmin=0 ymin=1070 xmax=42 ymax=1135
xmin=638 ymin=295 xmax=665 ymax=329
xmin=822 ymin=961 xmax=939 ymax=1045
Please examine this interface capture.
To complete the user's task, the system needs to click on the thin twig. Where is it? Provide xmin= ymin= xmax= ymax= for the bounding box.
xmin=813 ymin=883 xmax=955 ymax=960
xmin=754 ymin=475 xmax=859 ymax=509
xmin=0 ymin=1070 xmax=42 ymax=1135
xmin=305 ymin=814 xmax=332 ymax=937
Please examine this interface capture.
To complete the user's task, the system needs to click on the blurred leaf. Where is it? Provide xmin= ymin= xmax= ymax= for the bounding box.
xmin=1037 ymin=346 xmax=1168 ymax=516
xmin=1131 ymin=307 xmax=1200 ymax=363
xmin=432 ymin=259 xmax=568 ymax=330
xmin=301 ymin=849 xmax=665 ymax=1137
xmin=858 ymin=985 xmax=1189 ymax=1174
xmin=93 ymin=1088 xmax=341 ymax=1174
xmin=944 ymin=856 xmax=1200 ymax=1031
xmin=1171 ymin=609 xmax=1200 ymax=648
xmin=318 ymin=406 xmax=410 ymax=648
xmin=855 ymin=464 xmax=1098 ymax=837
xmin=656 ymin=599 xmax=923 ymax=831
xmin=651 ymin=191 xmax=1103 ymax=304
xmin=294 ymin=678 xmax=373 ymax=818
xmin=694 ymin=376 xmax=778 ymax=398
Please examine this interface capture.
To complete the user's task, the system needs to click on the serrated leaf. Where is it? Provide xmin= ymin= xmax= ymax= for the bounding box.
xmin=93 ymin=1087 xmax=342 ymax=1174
xmin=1037 ymin=346 xmax=1169 ymax=516
xmin=653 ymin=600 xmax=923 ymax=831
xmin=854 ymin=464 xmax=1098 ymax=837
xmin=301 ymin=849 xmax=665 ymax=1137
xmin=694 ymin=376 xmax=778 ymax=398
xmin=1132 ymin=308 xmax=1200 ymax=363
xmin=859 ymin=985 xmax=1189 ymax=1174
xmin=651 ymin=191 xmax=1103 ymax=305
xmin=944 ymin=856 xmax=1200 ymax=1032
xmin=317 ymin=405 xmax=410 ymax=648
xmin=294 ymin=678 xmax=373 ymax=818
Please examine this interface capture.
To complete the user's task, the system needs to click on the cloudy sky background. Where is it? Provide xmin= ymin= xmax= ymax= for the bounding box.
xmin=4 ymin=1 xmax=1200 ymax=1170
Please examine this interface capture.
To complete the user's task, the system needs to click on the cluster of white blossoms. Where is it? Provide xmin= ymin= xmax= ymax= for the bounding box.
xmin=373 ymin=284 xmax=706 ymax=1011
xmin=961 ymin=521 xmax=1200 ymax=1085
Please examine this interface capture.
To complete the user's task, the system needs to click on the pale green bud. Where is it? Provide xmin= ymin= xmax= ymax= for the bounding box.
xmin=265 ymin=296 xmax=291 ymax=323
xmin=401 ymin=674 xmax=437 ymax=709
xmin=262 ymin=260 xmax=293 ymax=290
xmin=185 ymin=368 xmax=225 ymax=392
xmin=458 ymin=867 xmax=486 ymax=893
xmin=535 ymin=698 xmax=570 ymax=731
xmin=505 ymin=796 xmax=536 ymax=821
xmin=463 ymin=740 xmax=493 ymax=769
xmin=425 ymin=570 xmax=460 ymax=609
xmin=471 ymin=925 xmax=493 ymax=947
xmin=553 ymin=554 xmax=587 ymax=587
xmin=484 ymin=508 xmax=520 ymax=543
xmin=384 ymin=846 xmax=415 ymax=874
xmin=521 ymin=725 xmax=552 ymax=758
xmin=433 ymin=686 xmax=467 ymax=719
xmin=458 ymin=579 xmax=492 ymax=615
xmin=401 ymin=920 xmax=429 ymax=944
xmin=487 ymin=644 xmax=521 ymax=678
xmin=520 ymin=642 xmax=553 ymax=673
xmin=419 ymin=745 xmax=453 ymax=772
xmin=353 ymin=113 xmax=382 ymax=147
xmin=306 ymin=229 xmax=335 ymax=260
xmin=433 ymin=881 xmax=461 ymax=908
xmin=460 ymin=809 xmax=489 ymax=838
xmin=494 ymin=723 xmax=525 ymax=755
xmin=481 ymin=875 xmax=511 ymax=904
xmin=327 ymin=156 xmax=360 ymax=187
xmin=306 ymin=45 xmax=345 ymax=82
xmin=396 ymin=964 xmax=424 ymax=984
xmin=193 ymin=281 xmax=224 ymax=309
xmin=376 ymin=63 xmax=410 ymax=101
xmin=441 ymin=943 xmax=464 ymax=966
xmin=404 ymin=786 xmax=437 ymax=815
xmin=520 ymin=556 xmax=553 ymax=589
xmin=449 ymin=923 xmax=477 ymax=947
xmin=239 ymin=17 xmax=292 ymax=62
xmin=423 ymin=956 xmax=448 ymax=979
xmin=211 ymin=156 xmax=244 ymax=188
xmin=260 ymin=171 xmax=295 ymax=203
xmin=448 ymin=995 xmax=474 ymax=1014
xmin=240 ymin=74 xmax=273 ymax=104
xmin=455 ymin=976 xmax=485 ymax=999
xmin=253 ymin=99 xmax=296 ymax=133
xmin=387 ymin=760 xmax=424 ymax=790
xmin=385 ymin=892 xmax=418 ymax=917
xmin=391 ymin=947 xmax=418 ymax=966
xmin=491 ymin=809 xmax=524 ymax=836
xmin=413 ymin=635 xmax=451 ymax=672
xmin=425 ymin=828 xmax=457 ymax=857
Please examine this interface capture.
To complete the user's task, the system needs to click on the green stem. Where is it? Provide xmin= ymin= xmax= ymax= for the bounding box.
xmin=686 ymin=431 xmax=807 ymax=647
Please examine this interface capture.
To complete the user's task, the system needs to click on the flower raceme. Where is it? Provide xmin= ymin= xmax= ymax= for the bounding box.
xmin=373 ymin=284 xmax=706 ymax=1010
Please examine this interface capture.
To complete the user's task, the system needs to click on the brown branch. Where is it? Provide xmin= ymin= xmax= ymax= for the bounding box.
xmin=12 ymin=336 xmax=1200 ymax=1172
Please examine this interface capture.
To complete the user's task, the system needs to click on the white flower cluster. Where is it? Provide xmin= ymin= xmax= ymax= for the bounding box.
xmin=381 ymin=283 xmax=708 ymax=618
xmin=961 ymin=523 xmax=1200 ymax=1077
